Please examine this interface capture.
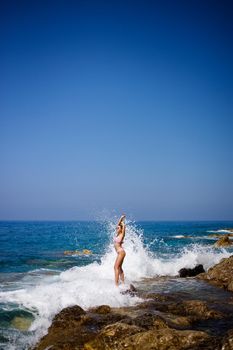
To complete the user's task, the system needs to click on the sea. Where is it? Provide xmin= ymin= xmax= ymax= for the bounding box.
xmin=0 ymin=220 xmax=233 ymax=349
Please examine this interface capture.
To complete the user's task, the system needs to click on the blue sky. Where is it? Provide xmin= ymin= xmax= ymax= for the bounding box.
xmin=0 ymin=1 xmax=233 ymax=220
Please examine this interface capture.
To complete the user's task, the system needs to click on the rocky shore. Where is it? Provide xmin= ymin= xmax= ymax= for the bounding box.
xmin=198 ymin=255 xmax=233 ymax=292
xmin=214 ymin=235 xmax=233 ymax=248
xmin=33 ymin=256 xmax=233 ymax=350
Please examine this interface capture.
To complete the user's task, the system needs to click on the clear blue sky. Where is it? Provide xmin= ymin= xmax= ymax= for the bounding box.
xmin=0 ymin=0 xmax=233 ymax=220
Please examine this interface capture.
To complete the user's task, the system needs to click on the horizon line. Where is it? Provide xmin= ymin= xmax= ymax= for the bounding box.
xmin=0 ymin=219 xmax=233 ymax=222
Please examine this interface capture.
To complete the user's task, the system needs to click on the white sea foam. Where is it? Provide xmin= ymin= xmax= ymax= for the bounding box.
xmin=0 ymin=221 xmax=232 ymax=349
xmin=208 ymin=229 xmax=233 ymax=234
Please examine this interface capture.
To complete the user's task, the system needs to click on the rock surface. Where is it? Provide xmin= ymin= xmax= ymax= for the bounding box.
xmin=179 ymin=264 xmax=205 ymax=277
xmin=33 ymin=298 xmax=224 ymax=350
xmin=208 ymin=233 xmax=233 ymax=238
xmin=85 ymin=326 xmax=211 ymax=350
xmin=64 ymin=249 xmax=92 ymax=255
xmin=198 ymin=255 xmax=233 ymax=292
xmin=221 ymin=329 xmax=233 ymax=350
xmin=11 ymin=316 xmax=33 ymax=331
xmin=214 ymin=235 xmax=233 ymax=247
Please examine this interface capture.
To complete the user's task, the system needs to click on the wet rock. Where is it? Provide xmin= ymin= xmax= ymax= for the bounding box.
xmin=198 ymin=255 xmax=233 ymax=292
xmin=11 ymin=316 xmax=33 ymax=331
xmin=162 ymin=313 xmax=193 ymax=328
xmin=64 ymin=249 xmax=92 ymax=256
xmin=208 ymin=233 xmax=233 ymax=238
xmin=84 ymin=310 xmax=128 ymax=333
xmin=121 ymin=328 xmax=211 ymax=350
xmin=221 ymin=329 xmax=233 ymax=350
xmin=137 ymin=295 xmax=223 ymax=321
xmin=164 ymin=300 xmax=224 ymax=321
xmin=124 ymin=313 xmax=169 ymax=330
xmin=33 ymin=298 xmax=225 ymax=350
xmin=84 ymin=322 xmax=144 ymax=350
xmin=52 ymin=305 xmax=86 ymax=327
xmin=129 ymin=283 xmax=137 ymax=293
xmin=180 ymin=300 xmax=224 ymax=320
xmin=214 ymin=235 xmax=233 ymax=247
xmin=143 ymin=292 xmax=176 ymax=302
xmin=121 ymin=284 xmax=137 ymax=296
xmin=34 ymin=324 xmax=95 ymax=350
xmin=33 ymin=305 xmax=94 ymax=350
xmin=179 ymin=264 xmax=205 ymax=277
xmin=89 ymin=305 xmax=111 ymax=314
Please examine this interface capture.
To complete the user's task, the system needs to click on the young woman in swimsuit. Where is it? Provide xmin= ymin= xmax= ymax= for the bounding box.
xmin=114 ymin=214 xmax=126 ymax=286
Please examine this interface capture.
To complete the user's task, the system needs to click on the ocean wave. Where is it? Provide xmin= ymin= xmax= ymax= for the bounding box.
xmin=173 ymin=235 xmax=187 ymax=239
xmin=208 ymin=229 xmax=233 ymax=234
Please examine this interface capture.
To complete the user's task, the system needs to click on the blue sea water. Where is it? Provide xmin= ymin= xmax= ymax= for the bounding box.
xmin=0 ymin=220 xmax=233 ymax=349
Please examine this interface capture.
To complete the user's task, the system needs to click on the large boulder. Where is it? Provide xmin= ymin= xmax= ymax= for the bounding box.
xmin=179 ymin=264 xmax=205 ymax=277
xmin=33 ymin=305 xmax=94 ymax=350
xmin=198 ymin=255 xmax=233 ymax=292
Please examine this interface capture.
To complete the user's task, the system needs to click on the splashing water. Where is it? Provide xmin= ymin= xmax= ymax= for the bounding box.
xmin=0 ymin=220 xmax=232 ymax=349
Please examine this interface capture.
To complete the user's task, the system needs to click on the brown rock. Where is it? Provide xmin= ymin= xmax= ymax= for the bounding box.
xmin=162 ymin=313 xmax=193 ymax=327
xmin=84 ymin=311 xmax=127 ymax=331
xmin=221 ymin=329 xmax=233 ymax=350
xmin=120 ymin=328 xmax=211 ymax=350
xmin=64 ymin=249 xmax=92 ymax=256
xmin=33 ymin=296 xmax=226 ymax=350
xmin=89 ymin=305 xmax=111 ymax=314
xmin=84 ymin=318 xmax=210 ymax=350
xmin=214 ymin=235 xmax=233 ymax=247
xmin=52 ymin=305 xmax=86 ymax=326
xmin=143 ymin=292 xmax=176 ymax=302
xmin=11 ymin=316 xmax=33 ymax=331
xmin=208 ymin=233 xmax=233 ymax=239
xmin=181 ymin=300 xmax=224 ymax=320
xmin=33 ymin=306 xmax=93 ymax=350
xmin=124 ymin=313 xmax=169 ymax=330
xmin=84 ymin=322 xmax=144 ymax=350
xmin=138 ymin=297 xmax=223 ymax=321
xmin=161 ymin=299 xmax=224 ymax=322
xmin=198 ymin=255 xmax=233 ymax=292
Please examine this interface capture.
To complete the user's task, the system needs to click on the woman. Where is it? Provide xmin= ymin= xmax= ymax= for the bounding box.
xmin=114 ymin=214 xmax=126 ymax=286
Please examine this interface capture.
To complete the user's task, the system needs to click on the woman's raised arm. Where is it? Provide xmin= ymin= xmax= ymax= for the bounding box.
xmin=117 ymin=214 xmax=126 ymax=226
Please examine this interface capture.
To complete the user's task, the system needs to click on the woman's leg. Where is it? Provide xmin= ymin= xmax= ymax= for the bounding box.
xmin=119 ymin=266 xmax=124 ymax=283
xmin=119 ymin=251 xmax=126 ymax=283
xmin=114 ymin=251 xmax=126 ymax=286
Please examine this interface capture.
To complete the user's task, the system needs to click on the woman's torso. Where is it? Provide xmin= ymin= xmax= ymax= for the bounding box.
xmin=114 ymin=234 xmax=124 ymax=245
xmin=114 ymin=224 xmax=125 ymax=251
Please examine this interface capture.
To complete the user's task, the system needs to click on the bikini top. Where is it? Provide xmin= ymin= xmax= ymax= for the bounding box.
xmin=114 ymin=234 xmax=124 ymax=244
